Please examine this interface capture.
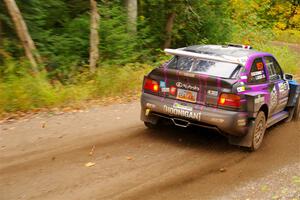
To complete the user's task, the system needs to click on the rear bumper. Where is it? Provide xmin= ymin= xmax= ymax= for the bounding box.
xmin=141 ymin=93 xmax=249 ymax=136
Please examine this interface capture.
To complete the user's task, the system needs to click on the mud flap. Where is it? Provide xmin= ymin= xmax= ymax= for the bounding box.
xmin=286 ymin=81 xmax=300 ymax=107
xmin=228 ymin=120 xmax=255 ymax=148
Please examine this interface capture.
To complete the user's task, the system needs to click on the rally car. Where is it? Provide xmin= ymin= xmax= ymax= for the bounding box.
xmin=140 ymin=44 xmax=300 ymax=151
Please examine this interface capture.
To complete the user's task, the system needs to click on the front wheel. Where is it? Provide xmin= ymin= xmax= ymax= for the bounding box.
xmin=248 ymin=111 xmax=267 ymax=151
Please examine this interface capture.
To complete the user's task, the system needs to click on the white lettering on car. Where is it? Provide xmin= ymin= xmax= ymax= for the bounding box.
xmin=207 ymin=90 xmax=219 ymax=96
xmin=161 ymin=87 xmax=170 ymax=93
xmin=163 ymin=105 xmax=201 ymax=121
xmin=176 ymin=82 xmax=200 ymax=91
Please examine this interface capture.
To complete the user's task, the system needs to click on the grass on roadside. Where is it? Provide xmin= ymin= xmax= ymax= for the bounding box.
xmin=0 ymin=62 xmax=153 ymax=116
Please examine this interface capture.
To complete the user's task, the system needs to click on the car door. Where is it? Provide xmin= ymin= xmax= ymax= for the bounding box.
xmin=264 ymin=56 xmax=289 ymax=115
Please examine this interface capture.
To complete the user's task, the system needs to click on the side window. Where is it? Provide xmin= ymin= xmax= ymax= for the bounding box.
xmin=264 ymin=56 xmax=283 ymax=80
xmin=248 ymin=58 xmax=267 ymax=84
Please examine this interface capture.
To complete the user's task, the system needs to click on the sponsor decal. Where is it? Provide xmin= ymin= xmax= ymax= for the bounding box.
xmin=173 ymin=102 xmax=193 ymax=111
xmin=251 ymin=70 xmax=263 ymax=76
xmin=255 ymin=74 xmax=266 ymax=80
xmin=251 ymin=70 xmax=266 ymax=80
xmin=237 ymin=86 xmax=246 ymax=92
xmin=211 ymin=118 xmax=224 ymax=124
xmin=163 ymin=105 xmax=201 ymax=121
xmin=237 ymin=119 xmax=246 ymax=126
xmin=255 ymin=95 xmax=265 ymax=104
xmin=161 ymin=87 xmax=170 ymax=93
xmin=170 ymin=86 xmax=177 ymax=95
xmin=256 ymin=62 xmax=264 ymax=70
xmin=222 ymin=88 xmax=231 ymax=93
xmin=207 ymin=90 xmax=219 ymax=96
xmin=278 ymin=81 xmax=289 ymax=93
xmin=145 ymin=108 xmax=151 ymax=116
xmin=241 ymin=76 xmax=248 ymax=80
xmin=146 ymin=103 xmax=156 ymax=109
xmin=176 ymin=82 xmax=200 ymax=91
xmin=178 ymin=71 xmax=195 ymax=78
xmin=160 ymin=81 xmax=166 ymax=88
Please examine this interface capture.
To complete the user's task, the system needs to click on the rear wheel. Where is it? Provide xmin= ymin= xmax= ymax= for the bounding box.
xmin=293 ymin=96 xmax=300 ymax=121
xmin=249 ymin=111 xmax=267 ymax=151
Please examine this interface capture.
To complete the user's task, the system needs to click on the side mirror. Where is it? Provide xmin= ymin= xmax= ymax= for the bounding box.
xmin=283 ymin=73 xmax=293 ymax=80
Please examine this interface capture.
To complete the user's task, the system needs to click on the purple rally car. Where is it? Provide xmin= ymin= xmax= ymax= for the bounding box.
xmin=140 ymin=44 xmax=300 ymax=151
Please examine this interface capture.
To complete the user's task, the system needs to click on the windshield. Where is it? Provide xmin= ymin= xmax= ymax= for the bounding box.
xmin=167 ymin=56 xmax=241 ymax=79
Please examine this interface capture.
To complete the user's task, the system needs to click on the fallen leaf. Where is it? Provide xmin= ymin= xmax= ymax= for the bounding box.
xmin=85 ymin=162 xmax=96 ymax=167
xmin=126 ymin=156 xmax=133 ymax=160
xmin=219 ymin=168 xmax=226 ymax=173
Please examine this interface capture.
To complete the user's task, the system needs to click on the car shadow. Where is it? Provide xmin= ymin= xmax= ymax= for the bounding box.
xmin=142 ymin=121 xmax=240 ymax=153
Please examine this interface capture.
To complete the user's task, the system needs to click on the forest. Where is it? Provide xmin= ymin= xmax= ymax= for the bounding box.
xmin=0 ymin=0 xmax=299 ymax=115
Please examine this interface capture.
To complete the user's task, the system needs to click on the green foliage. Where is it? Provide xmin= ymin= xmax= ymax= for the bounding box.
xmin=0 ymin=60 xmax=152 ymax=113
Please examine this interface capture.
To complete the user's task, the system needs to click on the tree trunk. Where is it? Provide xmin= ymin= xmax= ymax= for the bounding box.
xmin=125 ymin=0 xmax=137 ymax=34
xmin=0 ymin=18 xmax=2 ymax=46
xmin=3 ymin=0 xmax=41 ymax=73
xmin=89 ymin=0 xmax=100 ymax=73
xmin=163 ymin=12 xmax=176 ymax=49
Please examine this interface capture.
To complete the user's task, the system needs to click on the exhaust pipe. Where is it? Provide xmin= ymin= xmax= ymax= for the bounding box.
xmin=171 ymin=118 xmax=190 ymax=128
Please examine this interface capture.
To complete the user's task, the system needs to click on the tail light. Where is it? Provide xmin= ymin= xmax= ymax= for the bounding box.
xmin=144 ymin=78 xmax=159 ymax=93
xmin=218 ymin=93 xmax=241 ymax=108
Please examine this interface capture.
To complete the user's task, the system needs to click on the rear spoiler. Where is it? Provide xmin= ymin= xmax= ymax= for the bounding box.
xmin=164 ymin=48 xmax=241 ymax=65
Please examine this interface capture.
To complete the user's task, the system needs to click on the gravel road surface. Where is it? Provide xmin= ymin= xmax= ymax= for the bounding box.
xmin=0 ymin=102 xmax=299 ymax=200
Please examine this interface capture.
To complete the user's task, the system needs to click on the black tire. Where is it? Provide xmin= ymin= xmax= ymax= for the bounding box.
xmin=144 ymin=121 xmax=158 ymax=129
xmin=249 ymin=111 xmax=267 ymax=151
xmin=293 ymin=96 xmax=300 ymax=121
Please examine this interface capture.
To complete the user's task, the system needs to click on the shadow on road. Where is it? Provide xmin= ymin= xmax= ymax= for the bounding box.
xmin=142 ymin=122 xmax=238 ymax=153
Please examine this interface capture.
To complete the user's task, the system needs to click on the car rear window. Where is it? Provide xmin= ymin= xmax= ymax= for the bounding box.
xmin=167 ymin=56 xmax=241 ymax=79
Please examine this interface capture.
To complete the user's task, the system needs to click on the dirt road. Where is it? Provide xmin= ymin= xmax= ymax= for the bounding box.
xmin=0 ymin=101 xmax=299 ymax=200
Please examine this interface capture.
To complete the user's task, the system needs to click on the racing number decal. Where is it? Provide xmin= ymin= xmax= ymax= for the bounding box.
xmin=278 ymin=81 xmax=289 ymax=96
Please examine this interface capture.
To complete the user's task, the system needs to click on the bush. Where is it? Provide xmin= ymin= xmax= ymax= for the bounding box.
xmin=0 ymin=60 xmax=153 ymax=115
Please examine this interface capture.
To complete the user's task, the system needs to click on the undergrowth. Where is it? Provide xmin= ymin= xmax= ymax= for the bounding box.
xmin=0 ymin=61 xmax=153 ymax=115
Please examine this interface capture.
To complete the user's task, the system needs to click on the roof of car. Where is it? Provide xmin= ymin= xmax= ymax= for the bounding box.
xmin=183 ymin=45 xmax=259 ymax=59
